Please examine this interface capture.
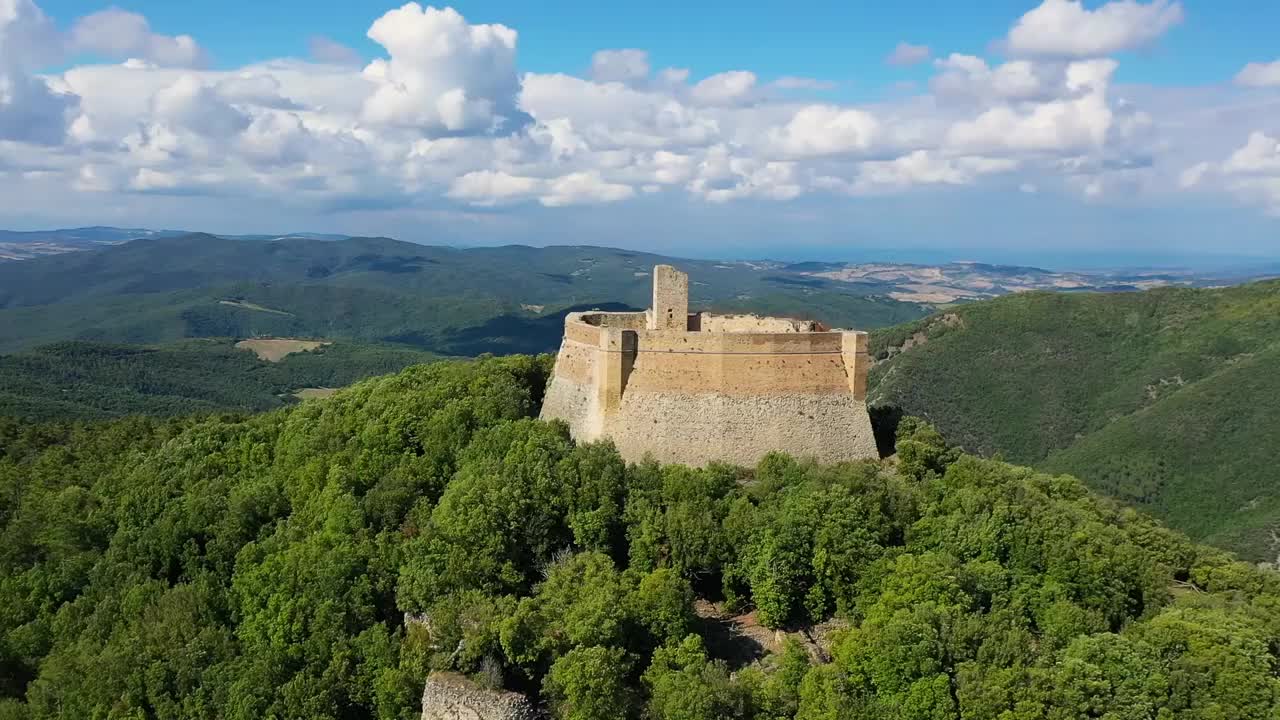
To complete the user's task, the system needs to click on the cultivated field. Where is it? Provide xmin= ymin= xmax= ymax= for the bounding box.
xmin=293 ymin=387 xmax=340 ymax=400
xmin=235 ymin=338 xmax=330 ymax=362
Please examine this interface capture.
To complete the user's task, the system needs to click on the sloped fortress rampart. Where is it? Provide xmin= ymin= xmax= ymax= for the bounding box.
xmin=540 ymin=265 xmax=879 ymax=466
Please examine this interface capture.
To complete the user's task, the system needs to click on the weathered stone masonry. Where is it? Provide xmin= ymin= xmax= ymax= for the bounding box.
xmin=420 ymin=672 xmax=541 ymax=720
xmin=540 ymin=265 xmax=879 ymax=467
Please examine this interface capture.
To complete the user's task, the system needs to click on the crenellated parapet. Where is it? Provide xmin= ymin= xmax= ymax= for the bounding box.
xmin=539 ymin=265 xmax=879 ymax=466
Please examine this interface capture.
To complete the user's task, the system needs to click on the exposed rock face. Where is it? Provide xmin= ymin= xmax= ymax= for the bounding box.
xmin=421 ymin=672 xmax=540 ymax=720
xmin=540 ymin=265 xmax=879 ymax=467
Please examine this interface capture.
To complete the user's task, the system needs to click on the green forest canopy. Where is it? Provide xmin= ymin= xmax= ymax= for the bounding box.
xmin=0 ymin=339 xmax=441 ymax=422
xmin=869 ymin=279 xmax=1280 ymax=562
xmin=2 ymin=356 xmax=1279 ymax=719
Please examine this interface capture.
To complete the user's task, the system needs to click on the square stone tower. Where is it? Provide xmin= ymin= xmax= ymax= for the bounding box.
xmin=648 ymin=264 xmax=689 ymax=331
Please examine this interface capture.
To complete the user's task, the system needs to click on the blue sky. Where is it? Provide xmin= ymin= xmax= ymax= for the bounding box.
xmin=3 ymin=0 xmax=1280 ymax=265
xmin=34 ymin=0 xmax=1279 ymax=87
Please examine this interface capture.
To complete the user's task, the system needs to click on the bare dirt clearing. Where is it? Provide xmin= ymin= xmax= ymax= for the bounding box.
xmin=293 ymin=387 xmax=341 ymax=400
xmin=693 ymin=599 xmax=845 ymax=668
xmin=236 ymin=338 xmax=330 ymax=362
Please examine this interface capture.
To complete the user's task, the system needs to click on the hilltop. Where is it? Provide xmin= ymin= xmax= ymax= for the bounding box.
xmin=869 ymin=279 xmax=1280 ymax=562
xmin=2 ymin=356 xmax=1278 ymax=719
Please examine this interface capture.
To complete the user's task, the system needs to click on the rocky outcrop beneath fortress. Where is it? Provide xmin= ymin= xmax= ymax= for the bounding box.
xmin=540 ymin=265 xmax=879 ymax=467
xmin=421 ymin=672 xmax=540 ymax=720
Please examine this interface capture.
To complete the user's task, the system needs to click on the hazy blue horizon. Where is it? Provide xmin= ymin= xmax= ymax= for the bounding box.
xmin=7 ymin=223 xmax=1278 ymax=274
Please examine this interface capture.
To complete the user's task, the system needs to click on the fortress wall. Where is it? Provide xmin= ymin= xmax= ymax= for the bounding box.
xmin=607 ymin=391 xmax=878 ymax=466
xmin=634 ymin=329 xmax=844 ymax=355
xmin=623 ymin=345 xmax=849 ymax=395
xmin=563 ymin=317 xmax=611 ymax=346
xmin=620 ymin=330 xmax=849 ymax=396
xmin=539 ymin=326 xmax=605 ymax=442
xmin=698 ymin=314 xmax=822 ymax=333
xmin=540 ymin=308 xmax=879 ymax=467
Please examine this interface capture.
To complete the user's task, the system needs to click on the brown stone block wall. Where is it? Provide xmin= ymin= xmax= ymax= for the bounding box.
xmin=624 ymin=350 xmax=849 ymax=396
xmin=634 ymin=330 xmax=844 ymax=355
xmin=607 ymin=391 xmax=878 ymax=467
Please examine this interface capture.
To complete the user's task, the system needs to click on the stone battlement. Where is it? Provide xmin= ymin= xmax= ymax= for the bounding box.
xmin=540 ymin=265 xmax=878 ymax=466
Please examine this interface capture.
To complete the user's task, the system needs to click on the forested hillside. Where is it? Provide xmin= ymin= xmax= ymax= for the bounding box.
xmin=3 ymin=357 xmax=1279 ymax=719
xmin=0 ymin=234 xmax=927 ymax=355
xmin=0 ymin=340 xmax=440 ymax=421
xmin=869 ymin=279 xmax=1280 ymax=562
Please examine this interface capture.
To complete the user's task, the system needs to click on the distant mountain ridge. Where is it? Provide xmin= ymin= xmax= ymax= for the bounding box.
xmin=0 ymin=233 xmax=928 ymax=355
xmin=0 ymin=226 xmax=348 ymax=261
xmin=5 ymin=230 xmax=1278 ymax=358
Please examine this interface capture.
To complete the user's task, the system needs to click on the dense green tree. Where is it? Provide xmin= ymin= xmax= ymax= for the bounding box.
xmin=2 ymin=360 xmax=1279 ymax=720
xmin=543 ymin=645 xmax=635 ymax=720
xmin=627 ymin=568 xmax=696 ymax=649
xmin=643 ymin=635 xmax=748 ymax=720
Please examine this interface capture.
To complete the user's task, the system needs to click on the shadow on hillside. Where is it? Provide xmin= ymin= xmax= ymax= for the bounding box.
xmin=693 ymin=602 xmax=767 ymax=670
xmin=869 ymin=405 xmax=904 ymax=458
xmin=432 ymin=302 xmax=641 ymax=356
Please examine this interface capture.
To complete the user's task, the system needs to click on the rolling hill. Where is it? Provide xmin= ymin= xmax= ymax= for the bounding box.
xmin=0 ymin=234 xmax=929 ymax=355
xmin=0 ymin=339 xmax=442 ymax=421
xmin=868 ymin=279 xmax=1280 ymax=562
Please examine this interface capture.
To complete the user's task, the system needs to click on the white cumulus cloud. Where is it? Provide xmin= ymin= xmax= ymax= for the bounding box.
xmin=1235 ymin=60 xmax=1280 ymax=88
xmin=541 ymin=170 xmax=634 ymax=206
xmin=690 ymin=71 xmax=757 ymax=106
xmin=0 ymin=0 xmax=77 ymax=143
xmin=945 ymin=60 xmax=1117 ymax=155
xmin=361 ymin=4 xmax=525 ymax=135
xmin=0 ymin=0 xmax=61 ymax=68
xmin=71 ymin=8 xmax=208 ymax=67
xmin=931 ymin=55 xmax=1052 ymax=103
xmin=0 ymin=0 xmax=1274 ymax=226
xmin=1006 ymin=0 xmax=1184 ymax=58
xmin=448 ymin=169 xmax=541 ymax=205
xmin=1180 ymin=132 xmax=1280 ymax=215
xmin=152 ymin=74 xmax=250 ymax=138
xmin=0 ymin=70 xmax=78 ymax=144
xmin=768 ymin=105 xmax=882 ymax=158
xmin=1223 ymin=132 xmax=1280 ymax=175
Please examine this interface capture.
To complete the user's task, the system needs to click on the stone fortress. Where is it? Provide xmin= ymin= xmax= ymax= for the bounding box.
xmin=540 ymin=265 xmax=879 ymax=466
